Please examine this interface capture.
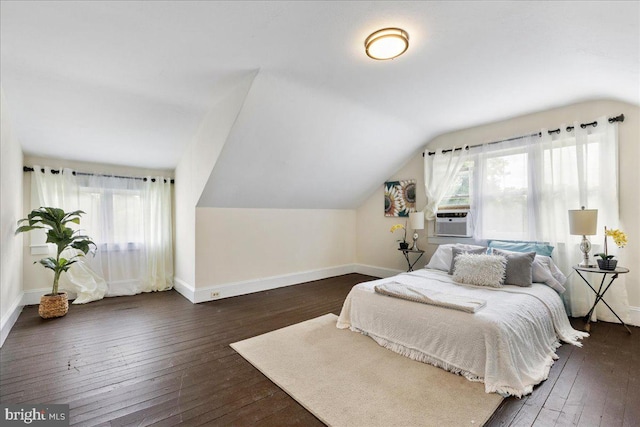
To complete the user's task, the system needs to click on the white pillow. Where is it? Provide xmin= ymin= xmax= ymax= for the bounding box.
xmin=532 ymin=255 xmax=567 ymax=294
xmin=426 ymin=243 xmax=487 ymax=271
xmin=452 ymin=253 xmax=506 ymax=288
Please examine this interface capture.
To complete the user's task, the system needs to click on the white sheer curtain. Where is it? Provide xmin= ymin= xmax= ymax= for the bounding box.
xmin=31 ymin=166 xmax=174 ymax=302
xmin=533 ymin=118 xmax=627 ymax=322
xmin=31 ymin=166 xmax=108 ymax=303
xmin=32 ymin=166 xmax=79 ymax=212
xmin=465 ymin=117 xmax=628 ymax=322
xmin=142 ymin=177 xmax=174 ymax=292
xmin=424 ymin=146 xmax=469 ymax=220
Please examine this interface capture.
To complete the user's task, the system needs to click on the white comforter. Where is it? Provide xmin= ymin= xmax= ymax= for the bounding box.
xmin=337 ymin=269 xmax=588 ymax=397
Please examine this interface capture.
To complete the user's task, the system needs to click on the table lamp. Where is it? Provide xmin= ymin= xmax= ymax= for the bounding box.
xmin=409 ymin=211 xmax=424 ymax=251
xmin=568 ymin=206 xmax=598 ymax=267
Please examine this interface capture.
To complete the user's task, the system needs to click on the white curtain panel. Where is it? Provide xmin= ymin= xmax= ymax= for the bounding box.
xmin=423 ymin=146 xmax=470 ymax=221
xmin=32 ymin=166 xmax=79 ymax=212
xmin=535 ymin=118 xmax=628 ymax=322
xmin=142 ymin=177 xmax=174 ymax=292
xmin=31 ymin=166 xmax=108 ymax=303
xmin=31 ymin=166 xmax=174 ymax=302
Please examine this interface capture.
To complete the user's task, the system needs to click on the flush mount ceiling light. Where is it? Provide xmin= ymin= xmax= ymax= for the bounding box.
xmin=365 ymin=27 xmax=409 ymax=60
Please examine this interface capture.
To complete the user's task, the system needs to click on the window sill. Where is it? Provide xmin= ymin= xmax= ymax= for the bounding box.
xmin=30 ymin=244 xmax=50 ymax=255
xmin=427 ymin=236 xmax=487 ymax=246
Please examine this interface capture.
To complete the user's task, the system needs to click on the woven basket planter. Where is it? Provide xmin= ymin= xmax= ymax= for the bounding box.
xmin=39 ymin=292 xmax=69 ymax=319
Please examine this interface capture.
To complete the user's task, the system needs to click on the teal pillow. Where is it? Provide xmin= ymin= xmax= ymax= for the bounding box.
xmin=488 ymin=240 xmax=554 ymax=257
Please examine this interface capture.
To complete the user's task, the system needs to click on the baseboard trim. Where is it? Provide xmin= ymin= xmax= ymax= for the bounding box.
xmin=629 ymin=306 xmax=640 ymax=327
xmin=193 ymin=264 xmax=357 ymax=303
xmin=354 ymin=264 xmax=403 ymax=279
xmin=142 ymin=266 xmax=640 ymax=328
xmin=22 ymin=288 xmax=82 ymax=306
xmin=22 ymin=288 xmax=51 ymax=306
xmin=1 ymin=294 xmax=24 ymax=348
xmin=173 ymin=277 xmax=196 ymax=303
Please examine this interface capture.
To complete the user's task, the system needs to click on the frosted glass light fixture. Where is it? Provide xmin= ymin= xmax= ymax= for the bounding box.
xmin=365 ymin=28 xmax=409 ymax=60
xmin=409 ymin=211 xmax=424 ymax=250
xmin=568 ymin=206 xmax=598 ymax=267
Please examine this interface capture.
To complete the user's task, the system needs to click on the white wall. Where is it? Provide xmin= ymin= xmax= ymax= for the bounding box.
xmin=192 ymin=208 xmax=356 ymax=300
xmin=356 ymin=154 xmax=428 ymax=273
xmin=173 ymin=71 xmax=257 ymax=291
xmin=171 ymin=74 xmax=363 ymax=304
xmin=0 ymin=87 xmax=24 ymax=346
xmin=356 ymin=99 xmax=640 ymax=312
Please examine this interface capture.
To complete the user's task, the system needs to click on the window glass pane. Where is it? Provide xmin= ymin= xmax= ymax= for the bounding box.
xmin=481 ymin=152 xmax=528 ymax=239
xmin=79 ymin=189 xmax=104 ymax=243
xmin=439 ymin=160 xmax=473 ymax=208
xmin=112 ymin=191 xmax=143 ymax=244
xmin=78 ymin=187 xmax=143 ymax=246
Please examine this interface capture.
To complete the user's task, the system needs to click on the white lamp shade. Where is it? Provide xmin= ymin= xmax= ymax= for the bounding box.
xmin=409 ymin=212 xmax=424 ymax=230
xmin=568 ymin=208 xmax=598 ymax=235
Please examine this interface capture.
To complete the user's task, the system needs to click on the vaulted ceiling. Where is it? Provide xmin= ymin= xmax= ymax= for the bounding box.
xmin=2 ymin=1 xmax=638 ymax=208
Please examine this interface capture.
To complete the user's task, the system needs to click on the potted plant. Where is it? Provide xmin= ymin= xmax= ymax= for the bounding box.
xmin=16 ymin=207 xmax=96 ymax=318
xmin=390 ymin=221 xmax=409 ymax=249
xmin=594 ymin=226 xmax=627 ymax=271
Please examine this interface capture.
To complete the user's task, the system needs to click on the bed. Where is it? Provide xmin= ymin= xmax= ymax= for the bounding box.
xmin=337 ymin=243 xmax=588 ymax=397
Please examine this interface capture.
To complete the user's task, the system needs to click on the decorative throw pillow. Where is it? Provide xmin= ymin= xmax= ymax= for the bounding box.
xmin=425 ymin=244 xmax=456 ymax=271
xmin=491 ymin=248 xmax=535 ymax=287
xmin=452 ymin=253 xmax=506 ymax=288
xmin=426 ymin=243 xmax=486 ymax=271
xmin=532 ymin=255 xmax=567 ymax=293
xmin=449 ymin=246 xmax=489 ymax=275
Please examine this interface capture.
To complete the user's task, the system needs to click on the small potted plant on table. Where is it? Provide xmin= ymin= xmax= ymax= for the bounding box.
xmin=16 ymin=207 xmax=96 ymax=318
xmin=390 ymin=221 xmax=409 ymax=250
xmin=595 ymin=226 xmax=627 ymax=271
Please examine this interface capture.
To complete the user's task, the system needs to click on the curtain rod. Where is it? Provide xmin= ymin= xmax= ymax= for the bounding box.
xmin=22 ymin=166 xmax=175 ymax=184
xmin=424 ymin=113 xmax=624 ymax=157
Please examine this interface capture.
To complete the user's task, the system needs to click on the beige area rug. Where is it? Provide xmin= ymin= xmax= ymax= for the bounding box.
xmin=230 ymin=314 xmax=503 ymax=427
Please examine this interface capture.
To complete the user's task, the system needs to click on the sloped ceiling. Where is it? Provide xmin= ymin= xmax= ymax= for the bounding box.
xmin=197 ymin=70 xmax=422 ymax=208
xmin=1 ymin=1 xmax=638 ymax=209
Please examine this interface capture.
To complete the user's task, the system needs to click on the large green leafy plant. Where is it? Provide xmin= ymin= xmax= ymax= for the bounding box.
xmin=16 ymin=207 xmax=96 ymax=295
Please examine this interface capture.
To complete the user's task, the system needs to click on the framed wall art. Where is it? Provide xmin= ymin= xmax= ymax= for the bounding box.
xmin=384 ymin=179 xmax=416 ymax=217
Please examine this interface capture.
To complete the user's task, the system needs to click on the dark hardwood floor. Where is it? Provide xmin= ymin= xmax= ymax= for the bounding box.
xmin=1 ymin=273 xmax=638 ymax=426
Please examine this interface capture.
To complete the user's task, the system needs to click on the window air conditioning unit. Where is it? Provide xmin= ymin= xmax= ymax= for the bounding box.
xmin=435 ymin=210 xmax=472 ymax=237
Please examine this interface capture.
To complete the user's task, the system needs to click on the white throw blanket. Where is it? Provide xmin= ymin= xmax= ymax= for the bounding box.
xmin=374 ymin=282 xmax=487 ymax=313
xmin=337 ymin=269 xmax=588 ymax=397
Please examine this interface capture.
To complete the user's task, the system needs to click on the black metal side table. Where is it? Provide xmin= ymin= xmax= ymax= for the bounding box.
xmin=573 ymin=265 xmax=631 ymax=334
xmin=398 ymin=249 xmax=425 ymax=272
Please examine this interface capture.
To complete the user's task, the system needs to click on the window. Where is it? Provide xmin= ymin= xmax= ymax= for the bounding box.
xmin=439 ymin=144 xmax=533 ymax=239
xmin=79 ymin=186 xmax=144 ymax=248
xmin=440 ymin=132 xmax=609 ymax=241
xmin=478 ymin=149 xmax=530 ymax=240
xmin=31 ymin=167 xmax=174 ymax=294
xmin=438 ymin=160 xmax=473 ymax=209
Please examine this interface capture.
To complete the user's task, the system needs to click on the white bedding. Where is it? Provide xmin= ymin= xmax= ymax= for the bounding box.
xmin=337 ymin=269 xmax=588 ymax=397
